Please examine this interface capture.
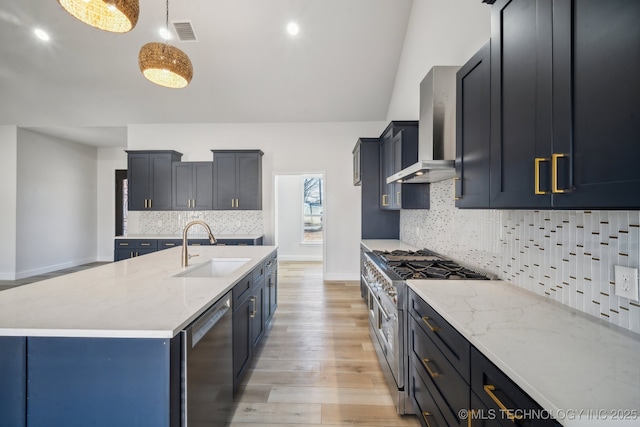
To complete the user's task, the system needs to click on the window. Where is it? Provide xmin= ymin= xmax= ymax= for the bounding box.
xmin=303 ymin=177 xmax=323 ymax=243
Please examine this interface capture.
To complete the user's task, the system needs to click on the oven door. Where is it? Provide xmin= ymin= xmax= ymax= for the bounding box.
xmin=370 ymin=291 xmax=399 ymax=382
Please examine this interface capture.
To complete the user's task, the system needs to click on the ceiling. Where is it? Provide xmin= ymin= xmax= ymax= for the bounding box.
xmin=0 ymin=0 xmax=414 ymax=147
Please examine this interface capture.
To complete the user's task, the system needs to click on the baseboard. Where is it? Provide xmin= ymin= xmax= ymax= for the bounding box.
xmin=14 ymin=257 xmax=98 ymax=280
xmin=0 ymin=272 xmax=17 ymax=281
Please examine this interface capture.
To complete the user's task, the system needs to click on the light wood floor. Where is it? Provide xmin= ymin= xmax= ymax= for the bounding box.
xmin=230 ymin=261 xmax=419 ymax=427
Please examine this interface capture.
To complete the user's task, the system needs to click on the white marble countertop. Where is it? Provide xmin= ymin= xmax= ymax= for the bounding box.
xmin=116 ymin=233 xmax=264 ymax=240
xmin=360 ymin=239 xmax=420 ymax=253
xmin=407 ymin=279 xmax=640 ymax=426
xmin=0 ymin=245 xmax=276 ymax=339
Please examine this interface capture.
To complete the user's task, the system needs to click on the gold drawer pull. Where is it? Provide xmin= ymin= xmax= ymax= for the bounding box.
xmin=483 ymin=385 xmax=523 ymax=422
xmin=382 ymin=194 xmax=389 ymax=206
xmin=552 ymin=153 xmax=567 ymax=194
xmin=421 ymin=358 xmax=440 ymax=378
xmin=453 ymin=176 xmax=461 ymax=200
xmin=422 ymin=411 xmax=437 ymax=427
xmin=140 ymin=243 xmax=150 ymax=246
xmin=422 ymin=316 xmax=440 ymax=332
xmin=119 ymin=242 xmax=129 ymax=246
xmin=534 ymin=157 xmax=550 ymax=195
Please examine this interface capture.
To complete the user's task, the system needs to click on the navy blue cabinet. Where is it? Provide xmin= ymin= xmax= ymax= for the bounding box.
xmin=488 ymin=0 xmax=640 ymax=209
xmin=212 ymin=150 xmax=263 ymax=210
xmin=126 ymin=151 xmax=182 ymax=211
xmin=0 ymin=337 xmax=26 ymax=427
xmin=171 ymin=162 xmax=213 ymax=210
xmin=354 ymin=138 xmax=400 ymax=239
xmin=455 ymin=41 xmax=491 ymax=208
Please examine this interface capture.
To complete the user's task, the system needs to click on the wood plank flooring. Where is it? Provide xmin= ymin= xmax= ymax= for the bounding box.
xmin=230 ymin=261 xmax=419 ymax=427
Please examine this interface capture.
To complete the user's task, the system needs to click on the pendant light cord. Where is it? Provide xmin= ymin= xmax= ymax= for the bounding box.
xmin=165 ymin=0 xmax=169 ymax=46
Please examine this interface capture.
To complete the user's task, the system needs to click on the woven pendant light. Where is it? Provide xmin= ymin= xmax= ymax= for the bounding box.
xmin=139 ymin=42 xmax=193 ymax=88
xmin=138 ymin=0 xmax=193 ymax=88
xmin=57 ymin=0 xmax=139 ymax=33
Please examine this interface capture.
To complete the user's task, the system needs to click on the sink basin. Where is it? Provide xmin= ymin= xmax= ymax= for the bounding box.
xmin=175 ymin=258 xmax=251 ymax=278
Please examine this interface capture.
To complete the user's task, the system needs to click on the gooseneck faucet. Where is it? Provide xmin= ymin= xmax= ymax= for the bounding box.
xmin=182 ymin=220 xmax=217 ymax=267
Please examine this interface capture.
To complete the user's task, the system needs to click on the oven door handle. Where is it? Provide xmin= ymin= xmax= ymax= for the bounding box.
xmin=371 ymin=294 xmax=390 ymax=320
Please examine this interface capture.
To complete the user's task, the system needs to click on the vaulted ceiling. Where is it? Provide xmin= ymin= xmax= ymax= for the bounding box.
xmin=0 ymin=0 xmax=413 ymax=146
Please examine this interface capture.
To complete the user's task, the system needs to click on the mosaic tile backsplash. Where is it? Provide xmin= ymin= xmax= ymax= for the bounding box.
xmin=135 ymin=211 xmax=263 ymax=236
xmin=400 ymin=180 xmax=640 ymax=334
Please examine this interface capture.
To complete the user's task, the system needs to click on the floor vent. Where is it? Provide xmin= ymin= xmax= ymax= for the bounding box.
xmin=172 ymin=21 xmax=198 ymax=42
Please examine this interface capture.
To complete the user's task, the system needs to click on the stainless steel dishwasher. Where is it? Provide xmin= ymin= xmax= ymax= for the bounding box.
xmin=181 ymin=291 xmax=233 ymax=426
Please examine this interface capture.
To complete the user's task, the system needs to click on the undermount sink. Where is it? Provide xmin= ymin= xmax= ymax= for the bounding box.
xmin=174 ymin=258 xmax=251 ymax=278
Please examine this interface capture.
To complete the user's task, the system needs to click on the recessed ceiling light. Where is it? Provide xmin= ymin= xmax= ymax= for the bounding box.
xmin=159 ymin=27 xmax=171 ymax=40
xmin=287 ymin=22 xmax=299 ymax=36
xmin=34 ymin=28 xmax=50 ymax=41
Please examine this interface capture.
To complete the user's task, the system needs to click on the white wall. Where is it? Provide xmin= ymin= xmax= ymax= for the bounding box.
xmin=96 ymin=147 xmax=127 ymax=261
xmin=386 ymin=0 xmax=491 ymax=120
xmin=0 ymin=126 xmax=18 ymax=280
xmin=276 ymin=174 xmax=323 ymax=261
xmin=15 ymin=129 xmax=99 ymax=278
xmin=127 ymin=121 xmax=384 ymax=280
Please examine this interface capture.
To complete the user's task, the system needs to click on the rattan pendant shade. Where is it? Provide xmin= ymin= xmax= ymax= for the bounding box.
xmin=57 ymin=0 xmax=139 ymax=33
xmin=139 ymin=42 xmax=193 ymax=89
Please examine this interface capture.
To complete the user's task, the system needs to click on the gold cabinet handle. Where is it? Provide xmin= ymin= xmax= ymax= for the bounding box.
xmin=165 ymin=243 xmax=175 ymax=247
xmin=236 ymin=198 xmax=239 ymax=207
xmin=422 ymin=316 xmax=440 ymax=332
xmin=144 ymin=199 xmax=147 ymax=208
xmin=382 ymin=194 xmax=389 ymax=206
xmin=421 ymin=358 xmax=440 ymax=378
xmin=552 ymin=153 xmax=567 ymax=194
xmin=119 ymin=242 xmax=129 ymax=246
xmin=534 ymin=158 xmax=550 ymax=195
xmin=396 ymin=191 xmax=401 ymax=205
xmin=453 ymin=176 xmax=461 ymax=201
xmin=188 ymin=199 xmax=191 ymax=208
xmin=130 ymin=251 xmax=134 ymax=258
xmin=249 ymin=296 xmax=257 ymax=318
xmin=148 ymin=199 xmax=152 ymax=208
xmin=231 ymin=198 xmax=235 ymax=208
xmin=140 ymin=243 xmax=150 ymax=246
xmin=483 ymin=385 xmax=523 ymax=422
xmin=422 ymin=411 xmax=437 ymax=427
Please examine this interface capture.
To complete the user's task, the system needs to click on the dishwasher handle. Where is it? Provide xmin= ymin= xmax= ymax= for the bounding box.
xmin=188 ymin=293 xmax=231 ymax=348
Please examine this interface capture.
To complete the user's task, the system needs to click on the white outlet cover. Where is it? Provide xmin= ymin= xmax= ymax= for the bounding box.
xmin=614 ymin=265 xmax=639 ymax=301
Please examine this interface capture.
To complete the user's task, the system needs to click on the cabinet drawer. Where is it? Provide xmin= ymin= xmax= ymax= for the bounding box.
xmin=252 ymin=261 xmax=265 ymax=286
xmin=187 ymin=239 xmax=212 ymax=246
xmin=408 ymin=358 xmax=448 ymax=427
xmin=232 ymin=273 xmax=253 ymax=310
xmin=114 ymin=239 xmax=136 ymax=249
xmin=157 ymin=239 xmax=181 ymax=249
xmin=409 ymin=316 xmax=469 ymax=427
xmin=471 ymin=347 xmax=558 ymax=427
xmin=114 ymin=239 xmax=157 ymax=250
xmin=136 ymin=240 xmax=158 ymax=250
xmin=216 ymin=239 xmax=254 ymax=246
xmin=408 ymin=289 xmax=470 ymax=381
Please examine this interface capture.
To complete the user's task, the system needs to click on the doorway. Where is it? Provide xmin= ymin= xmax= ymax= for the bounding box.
xmin=115 ymin=170 xmax=128 ymax=236
xmin=275 ymin=174 xmax=324 ymax=262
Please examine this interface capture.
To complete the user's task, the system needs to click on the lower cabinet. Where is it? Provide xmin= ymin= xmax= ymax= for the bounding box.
xmin=264 ymin=253 xmax=278 ymax=324
xmin=232 ymin=254 xmax=277 ymax=392
xmin=114 ymin=237 xmax=263 ymax=261
xmin=408 ymin=289 xmax=560 ymax=427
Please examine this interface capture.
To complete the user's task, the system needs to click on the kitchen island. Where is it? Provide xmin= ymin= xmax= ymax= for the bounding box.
xmin=0 ymin=245 xmax=277 ymax=427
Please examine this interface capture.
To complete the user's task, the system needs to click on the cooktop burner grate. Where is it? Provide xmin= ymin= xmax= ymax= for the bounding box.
xmin=372 ymin=250 xmax=490 ymax=280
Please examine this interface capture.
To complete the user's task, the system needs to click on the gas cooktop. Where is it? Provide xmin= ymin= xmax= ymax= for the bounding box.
xmin=372 ymin=249 xmax=490 ymax=280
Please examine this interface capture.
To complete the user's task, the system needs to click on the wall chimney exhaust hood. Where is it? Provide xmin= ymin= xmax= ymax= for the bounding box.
xmin=387 ymin=66 xmax=460 ymax=184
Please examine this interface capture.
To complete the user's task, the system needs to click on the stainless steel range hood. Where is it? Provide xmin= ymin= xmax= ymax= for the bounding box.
xmin=387 ymin=66 xmax=460 ymax=184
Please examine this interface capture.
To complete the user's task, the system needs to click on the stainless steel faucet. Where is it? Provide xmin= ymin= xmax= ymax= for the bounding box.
xmin=182 ymin=220 xmax=217 ymax=267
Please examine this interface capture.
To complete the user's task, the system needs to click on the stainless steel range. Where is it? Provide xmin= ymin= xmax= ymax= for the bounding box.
xmin=360 ymin=247 xmax=491 ymax=414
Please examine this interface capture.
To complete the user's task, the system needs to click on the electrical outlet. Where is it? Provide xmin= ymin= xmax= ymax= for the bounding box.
xmin=614 ymin=265 xmax=639 ymax=301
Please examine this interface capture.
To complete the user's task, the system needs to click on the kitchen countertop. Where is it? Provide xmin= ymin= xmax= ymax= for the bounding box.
xmin=116 ymin=233 xmax=264 ymax=240
xmin=0 ymin=245 xmax=276 ymax=339
xmin=407 ymin=279 xmax=640 ymax=426
xmin=360 ymin=239 xmax=420 ymax=253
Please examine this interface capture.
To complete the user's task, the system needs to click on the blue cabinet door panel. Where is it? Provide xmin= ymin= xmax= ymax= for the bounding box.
xmin=27 ymin=337 xmax=172 ymax=427
xmin=0 ymin=336 xmax=26 ymax=427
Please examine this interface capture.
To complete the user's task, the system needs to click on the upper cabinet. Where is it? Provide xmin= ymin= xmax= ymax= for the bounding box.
xmin=455 ymin=41 xmax=491 ymax=208
xmin=488 ymin=0 xmax=640 ymax=209
xmin=172 ymin=162 xmax=213 ymax=210
xmin=212 ymin=150 xmax=263 ymax=210
xmin=126 ymin=151 xmax=182 ymax=211
xmin=379 ymin=121 xmax=429 ymax=210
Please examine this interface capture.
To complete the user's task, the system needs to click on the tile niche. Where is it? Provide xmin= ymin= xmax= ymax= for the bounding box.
xmin=400 ymin=180 xmax=640 ymax=334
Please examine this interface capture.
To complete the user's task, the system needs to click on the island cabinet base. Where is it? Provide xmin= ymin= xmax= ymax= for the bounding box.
xmin=17 ymin=336 xmax=180 ymax=427
xmin=0 ymin=337 xmax=26 ymax=427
